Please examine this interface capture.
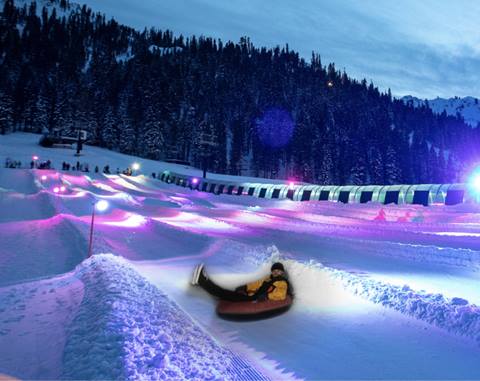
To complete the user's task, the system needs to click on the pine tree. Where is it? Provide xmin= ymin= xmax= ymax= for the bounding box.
xmin=385 ymin=146 xmax=401 ymax=184
xmin=0 ymin=91 xmax=14 ymax=134
xmin=368 ymin=146 xmax=383 ymax=184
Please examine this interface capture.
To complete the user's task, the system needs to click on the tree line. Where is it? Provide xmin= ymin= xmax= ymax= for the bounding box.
xmin=1 ymin=0 xmax=480 ymax=184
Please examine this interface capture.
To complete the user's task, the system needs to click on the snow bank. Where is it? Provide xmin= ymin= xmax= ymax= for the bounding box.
xmin=62 ymin=254 xmax=268 ymax=380
xmin=315 ymin=262 xmax=480 ymax=344
xmin=242 ymin=248 xmax=480 ymax=345
xmin=337 ymin=237 xmax=480 ymax=270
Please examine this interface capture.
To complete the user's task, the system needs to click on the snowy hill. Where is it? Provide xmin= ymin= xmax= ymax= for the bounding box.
xmin=2 ymin=132 xmax=480 ymax=379
xmin=402 ymin=95 xmax=480 ymax=127
xmin=0 ymin=132 xmax=288 ymax=185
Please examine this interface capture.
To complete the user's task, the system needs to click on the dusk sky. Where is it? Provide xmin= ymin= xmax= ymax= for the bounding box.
xmin=82 ymin=0 xmax=480 ymax=99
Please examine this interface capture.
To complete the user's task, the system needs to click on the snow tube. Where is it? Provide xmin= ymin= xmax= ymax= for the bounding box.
xmin=216 ymin=296 xmax=293 ymax=320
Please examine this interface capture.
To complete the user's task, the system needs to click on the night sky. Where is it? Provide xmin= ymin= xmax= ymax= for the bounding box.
xmin=82 ymin=0 xmax=480 ymax=99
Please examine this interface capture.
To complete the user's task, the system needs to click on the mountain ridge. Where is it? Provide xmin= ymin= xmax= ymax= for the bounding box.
xmin=402 ymin=95 xmax=480 ymax=127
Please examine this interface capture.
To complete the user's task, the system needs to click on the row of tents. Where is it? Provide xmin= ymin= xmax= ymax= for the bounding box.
xmin=159 ymin=171 xmax=471 ymax=206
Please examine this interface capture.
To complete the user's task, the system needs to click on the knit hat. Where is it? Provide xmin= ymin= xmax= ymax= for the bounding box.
xmin=271 ymin=262 xmax=285 ymax=272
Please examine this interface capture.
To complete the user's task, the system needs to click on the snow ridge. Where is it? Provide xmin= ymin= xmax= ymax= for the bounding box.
xmin=318 ymin=263 xmax=480 ymax=344
xmin=62 ymin=254 xmax=269 ymax=380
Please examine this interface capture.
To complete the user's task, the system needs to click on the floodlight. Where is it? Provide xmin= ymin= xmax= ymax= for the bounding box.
xmin=95 ymin=200 xmax=109 ymax=212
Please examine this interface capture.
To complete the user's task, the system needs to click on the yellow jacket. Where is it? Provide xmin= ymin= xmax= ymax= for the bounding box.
xmin=246 ymin=276 xmax=288 ymax=301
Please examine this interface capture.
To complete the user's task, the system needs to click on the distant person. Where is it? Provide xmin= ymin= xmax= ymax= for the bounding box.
xmin=103 ymin=165 xmax=110 ymax=174
xmin=397 ymin=212 xmax=411 ymax=223
xmin=374 ymin=208 xmax=386 ymax=221
xmin=30 ymin=160 xmax=34 ymax=169
xmin=95 ymin=166 xmax=99 ymax=173
xmin=191 ymin=262 xmax=291 ymax=302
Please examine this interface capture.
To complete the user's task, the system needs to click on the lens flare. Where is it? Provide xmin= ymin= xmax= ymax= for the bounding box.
xmin=256 ymin=108 xmax=295 ymax=148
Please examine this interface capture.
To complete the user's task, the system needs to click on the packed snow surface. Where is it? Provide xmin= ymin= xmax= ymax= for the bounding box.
xmin=1 ymin=133 xmax=480 ymax=380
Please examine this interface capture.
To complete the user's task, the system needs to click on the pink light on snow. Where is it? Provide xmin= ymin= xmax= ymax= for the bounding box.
xmin=60 ymin=186 xmax=66 ymax=192
xmin=152 ymin=212 xmax=241 ymax=234
xmin=41 ymin=175 xmax=47 ymax=181
xmin=53 ymin=187 xmax=60 ymax=193
xmin=289 ymin=181 xmax=295 ymax=188
xmin=109 ymin=176 xmax=155 ymax=193
xmin=92 ymin=181 xmax=118 ymax=193
xmin=102 ymin=212 xmax=147 ymax=228
xmin=230 ymin=210 xmax=271 ymax=224
xmin=66 ymin=190 xmax=87 ymax=198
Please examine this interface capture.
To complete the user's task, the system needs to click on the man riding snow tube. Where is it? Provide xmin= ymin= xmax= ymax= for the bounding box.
xmin=191 ymin=262 xmax=293 ymax=318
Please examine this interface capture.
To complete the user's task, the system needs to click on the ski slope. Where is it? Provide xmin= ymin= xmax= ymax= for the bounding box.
xmin=1 ymin=133 xmax=480 ymax=380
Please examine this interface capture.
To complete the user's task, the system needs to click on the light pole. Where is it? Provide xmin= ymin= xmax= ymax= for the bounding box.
xmin=32 ymin=155 xmax=39 ymax=169
xmin=88 ymin=199 xmax=109 ymax=258
xmin=132 ymin=162 xmax=140 ymax=175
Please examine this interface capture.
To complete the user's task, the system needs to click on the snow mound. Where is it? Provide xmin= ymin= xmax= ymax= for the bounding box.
xmin=62 ymin=254 xmax=268 ymax=380
xmin=314 ymin=263 xmax=480 ymax=344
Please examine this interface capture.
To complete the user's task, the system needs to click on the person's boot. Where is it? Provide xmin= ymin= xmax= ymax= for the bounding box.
xmin=191 ymin=263 xmax=205 ymax=285
xmin=198 ymin=267 xmax=208 ymax=286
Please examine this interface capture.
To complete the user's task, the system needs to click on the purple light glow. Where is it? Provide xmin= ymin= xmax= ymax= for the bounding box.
xmin=60 ymin=186 xmax=66 ymax=192
xmin=192 ymin=178 xmax=199 ymax=184
xmin=289 ymin=181 xmax=295 ymax=188
xmin=32 ymin=155 xmax=39 ymax=160
xmin=256 ymin=108 xmax=295 ymax=148
xmin=41 ymin=175 xmax=47 ymax=181
xmin=53 ymin=187 xmax=60 ymax=193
